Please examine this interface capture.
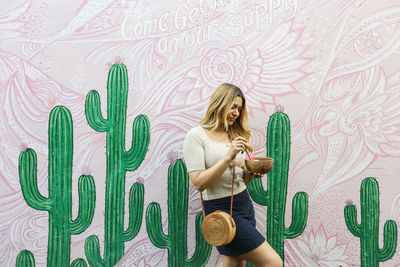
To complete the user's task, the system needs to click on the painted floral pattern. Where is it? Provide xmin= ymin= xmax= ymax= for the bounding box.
xmin=285 ymin=225 xmax=351 ymax=267
xmin=0 ymin=0 xmax=399 ymax=266
xmin=186 ymin=20 xmax=311 ymax=109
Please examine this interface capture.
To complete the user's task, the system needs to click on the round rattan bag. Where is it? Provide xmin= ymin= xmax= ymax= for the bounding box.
xmin=201 ymin=210 xmax=236 ymax=246
xmin=200 ymin=158 xmax=237 ymax=246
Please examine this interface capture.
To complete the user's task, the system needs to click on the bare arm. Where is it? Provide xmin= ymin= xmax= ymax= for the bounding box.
xmin=189 ymin=136 xmax=247 ymax=191
xmin=189 ymin=155 xmax=231 ymax=191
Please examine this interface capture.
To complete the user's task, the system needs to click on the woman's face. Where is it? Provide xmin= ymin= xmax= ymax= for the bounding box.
xmin=227 ymin=96 xmax=243 ymax=126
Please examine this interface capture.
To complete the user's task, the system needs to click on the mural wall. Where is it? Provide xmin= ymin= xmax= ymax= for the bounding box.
xmin=1 ymin=0 xmax=400 ymax=266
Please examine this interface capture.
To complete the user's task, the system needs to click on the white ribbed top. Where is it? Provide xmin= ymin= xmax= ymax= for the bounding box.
xmin=183 ymin=126 xmax=246 ymax=200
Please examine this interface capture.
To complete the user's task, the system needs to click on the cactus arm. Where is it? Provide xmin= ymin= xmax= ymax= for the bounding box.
xmin=146 ymin=203 xmax=170 ymax=249
xmin=16 ymin=250 xmax=35 ymax=267
xmin=146 ymin=160 xmax=211 ymax=265
xmin=378 ymin=220 xmax=398 ymax=261
xmin=70 ymin=175 xmax=96 ymax=235
xmin=246 ymin=111 xmax=310 ymax=264
xmin=19 ymin=149 xmax=51 ymax=211
xmin=83 ymin=64 xmax=149 ymax=266
xmin=187 ymin=212 xmax=212 ymax=267
xmin=344 ymin=178 xmax=398 ymax=266
xmin=85 ymin=90 xmax=109 ymax=132
xmin=246 ymin=178 xmax=269 ymax=206
xmin=284 ymin=192 xmax=308 ymax=238
xmin=85 ymin=235 xmax=105 ymax=267
xmin=70 ymin=258 xmax=87 ymax=267
xmin=123 ymin=115 xmax=150 ymax=171
xmin=123 ymin=183 xmax=144 ymax=241
xmin=344 ymin=205 xmax=361 ymax=237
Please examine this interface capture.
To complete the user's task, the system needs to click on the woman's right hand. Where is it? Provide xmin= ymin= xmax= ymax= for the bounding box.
xmin=226 ymin=136 xmax=248 ymax=161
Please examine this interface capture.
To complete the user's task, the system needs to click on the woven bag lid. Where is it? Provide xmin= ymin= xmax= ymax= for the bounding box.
xmin=201 ymin=210 xmax=236 ymax=246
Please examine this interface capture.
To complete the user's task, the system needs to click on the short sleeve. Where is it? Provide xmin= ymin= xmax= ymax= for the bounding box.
xmin=183 ymin=127 xmax=206 ymax=172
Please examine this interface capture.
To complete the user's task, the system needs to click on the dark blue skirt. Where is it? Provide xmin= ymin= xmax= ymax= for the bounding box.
xmin=203 ymin=189 xmax=265 ymax=256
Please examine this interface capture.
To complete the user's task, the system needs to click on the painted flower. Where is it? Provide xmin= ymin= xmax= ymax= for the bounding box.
xmin=185 ymin=20 xmax=311 ymax=109
xmin=354 ymin=30 xmax=382 ymax=57
xmin=286 ymin=225 xmax=351 ymax=267
xmin=166 ymin=150 xmax=180 ymax=163
xmin=345 ymin=199 xmax=353 ymax=206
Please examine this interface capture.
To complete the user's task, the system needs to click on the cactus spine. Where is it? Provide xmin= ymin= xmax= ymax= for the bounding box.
xmin=146 ymin=160 xmax=212 ymax=266
xmin=247 ymin=111 xmax=308 ymax=263
xmin=17 ymin=106 xmax=96 ymax=267
xmin=344 ymin=177 xmax=398 ymax=266
xmin=84 ymin=64 xmax=150 ymax=266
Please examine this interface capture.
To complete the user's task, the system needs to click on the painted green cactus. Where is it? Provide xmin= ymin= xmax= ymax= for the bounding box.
xmin=17 ymin=105 xmax=96 ymax=267
xmin=16 ymin=250 xmax=35 ymax=267
xmin=344 ymin=177 xmax=398 ymax=267
xmin=146 ymin=159 xmax=212 ymax=266
xmin=84 ymin=64 xmax=150 ymax=267
xmin=246 ymin=111 xmax=308 ymax=264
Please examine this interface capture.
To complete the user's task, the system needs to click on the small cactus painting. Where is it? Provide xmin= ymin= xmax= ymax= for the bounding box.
xmin=344 ymin=177 xmax=398 ymax=267
xmin=146 ymin=159 xmax=212 ymax=267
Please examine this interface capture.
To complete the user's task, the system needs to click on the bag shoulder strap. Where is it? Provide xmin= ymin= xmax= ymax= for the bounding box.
xmin=200 ymin=137 xmax=235 ymax=222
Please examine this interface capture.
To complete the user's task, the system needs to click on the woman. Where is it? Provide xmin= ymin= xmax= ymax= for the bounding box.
xmin=183 ymin=83 xmax=283 ymax=267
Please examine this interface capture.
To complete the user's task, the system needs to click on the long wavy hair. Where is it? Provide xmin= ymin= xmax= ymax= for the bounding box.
xmin=200 ymin=83 xmax=253 ymax=151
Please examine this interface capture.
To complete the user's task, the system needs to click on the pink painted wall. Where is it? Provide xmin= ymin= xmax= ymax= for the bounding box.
xmin=1 ymin=0 xmax=400 ymax=266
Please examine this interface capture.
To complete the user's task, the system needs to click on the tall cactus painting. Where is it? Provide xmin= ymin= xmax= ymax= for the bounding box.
xmin=17 ymin=105 xmax=96 ymax=267
xmin=344 ymin=177 xmax=398 ymax=267
xmin=146 ymin=159 xmax=212 ymax=266
xmin=246 ymin=110 xmax=308 ymax=264
xmin=84 ymin=63 xmax=150 ymax=266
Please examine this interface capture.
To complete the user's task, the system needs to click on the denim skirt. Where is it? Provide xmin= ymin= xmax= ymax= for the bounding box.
xmin=203 ymin=189 xmax=265 ymax=256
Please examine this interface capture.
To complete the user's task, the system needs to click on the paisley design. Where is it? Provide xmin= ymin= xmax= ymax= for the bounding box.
xmin=1 ymin=0 xmax=400 ymax=266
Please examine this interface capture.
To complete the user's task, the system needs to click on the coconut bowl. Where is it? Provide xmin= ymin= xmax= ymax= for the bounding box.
xmin=245 ymin=157 xmax=274 ymax=174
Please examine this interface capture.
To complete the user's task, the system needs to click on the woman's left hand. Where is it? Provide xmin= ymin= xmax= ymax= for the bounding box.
xmin=243 ymin=169 xmax=263 ymax=184
xmin=249 ymin=171 xmax=263 ymax=178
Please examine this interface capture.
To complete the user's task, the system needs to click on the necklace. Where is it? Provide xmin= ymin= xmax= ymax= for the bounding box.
xmin=209 ymin=130 xmax=229 ymax=143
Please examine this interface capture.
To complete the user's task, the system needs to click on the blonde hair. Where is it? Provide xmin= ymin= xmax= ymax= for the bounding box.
xmin=200 ymin=83 xmax=253 ymax=151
